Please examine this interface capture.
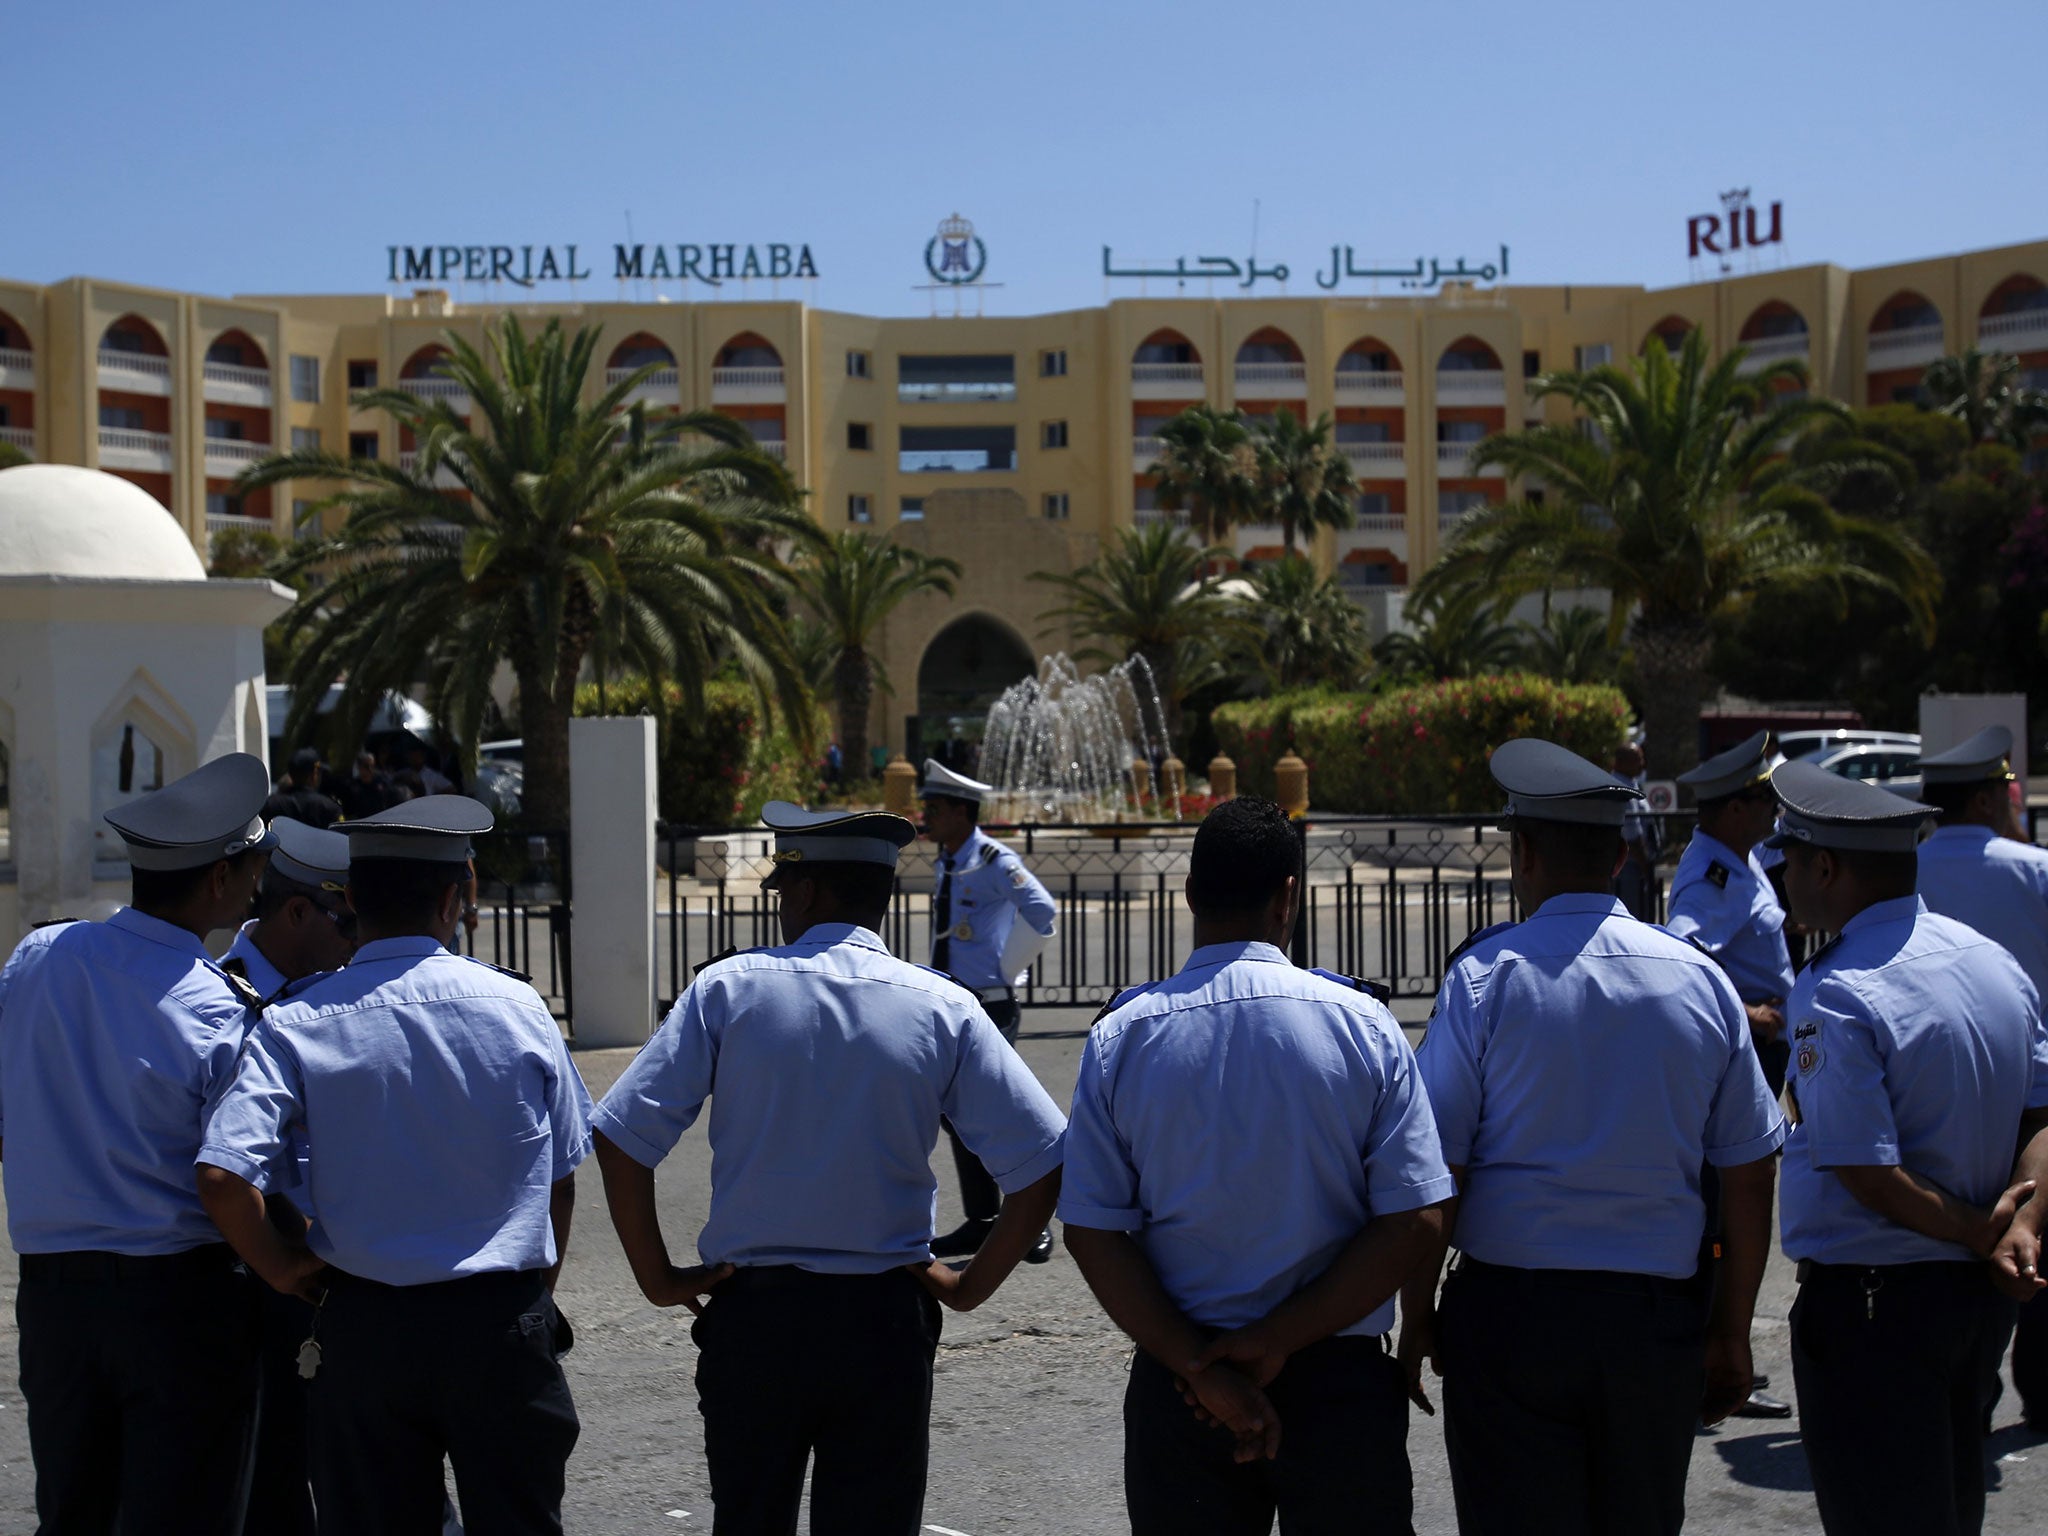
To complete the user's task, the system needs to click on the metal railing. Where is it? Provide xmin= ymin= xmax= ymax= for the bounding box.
xmin=460 ymin=827 xmax=574 ymax=1028
xmin=652 ymin=815 xmax=1697 ymax=1012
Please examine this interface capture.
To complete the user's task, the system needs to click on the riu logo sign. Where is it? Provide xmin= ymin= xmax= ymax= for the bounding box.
xmin=1687 ymin=189 xmax=1783 ymax=266
xmin=386 ymin=243 xmax=819 ymax=288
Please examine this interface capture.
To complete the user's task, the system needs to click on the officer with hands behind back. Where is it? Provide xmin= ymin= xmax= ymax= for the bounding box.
xmin=0 ymin=753 xmax=277 ymax=1536
xmin=1402 ymin=739 xmax=1787 ymax=1536
xmin=1768 ymin=760 xmax=2048 ymax=1536
xmin=919 ymin=760 xmax=1060 ymax=1263
xmin=591 ymin=802 xmax=1066 ymax=1536
xmin=1060 ymin=796 xmax=1454 ymax=1535
xmin=196 ymin=796 xmax=594 ymax=1536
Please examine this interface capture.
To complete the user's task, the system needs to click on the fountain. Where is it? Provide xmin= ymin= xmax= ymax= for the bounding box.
xmin=979 ymin=654 xmax=1175 ymax=824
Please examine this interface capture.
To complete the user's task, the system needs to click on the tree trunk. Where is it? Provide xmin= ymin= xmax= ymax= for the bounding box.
xmin=835 ymin=646 xmax=874 ymax=783
xmin=1630 ymin=616 xmax=1714 ymax=782
xmin=519 ymin=667 xmax=574 ymax=830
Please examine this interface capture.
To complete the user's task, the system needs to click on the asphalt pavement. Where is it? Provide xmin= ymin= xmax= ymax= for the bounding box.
xmin=0 ymin=1010 xmax=2040 ymax=1533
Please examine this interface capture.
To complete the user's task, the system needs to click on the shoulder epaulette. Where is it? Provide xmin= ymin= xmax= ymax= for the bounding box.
xmin=1444 ymin=921 xmax=1515 ymax=971
xmin=1089 ymin=982 xmax=1158 ymax=1024
xmin=265 ymin=971 xmax=328 ymax=1007
xmin=979 ymin=842 xmax=1003 ymax=867
xmin=1801 ymin=933 xmax=1844 ymax=974
xmin=464 ymin=956 xmax=532 ymax=984
xmin=1706 ymin=860 xmax=1731 ymax=891
xmin=1309 ymin=967 xmax=1394 ymax=1005
xmin=692 ymin=946 xmax=745 ymax=978
xmin=30 ymin=917 xmax=81 ymax=931
xmin=215 ymin=961 xmax=265 ymax=1014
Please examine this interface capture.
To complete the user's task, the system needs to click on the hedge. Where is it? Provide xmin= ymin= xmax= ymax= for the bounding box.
xmin=1213 ymin=675 xmax=1631 ymax=814
xmin=572 ymin=675 xmax=824 ymax=825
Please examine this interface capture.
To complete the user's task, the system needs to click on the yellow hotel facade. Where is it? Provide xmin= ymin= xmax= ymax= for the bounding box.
xmin=2 ymin=237 xmax=2044 ymax=748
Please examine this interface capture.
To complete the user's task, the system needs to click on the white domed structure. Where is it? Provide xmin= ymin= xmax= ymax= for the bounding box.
xmin=0 ymin=465 xmax=292 ymax=937
xmin=0 ymin=463 xmax=206 ymax=581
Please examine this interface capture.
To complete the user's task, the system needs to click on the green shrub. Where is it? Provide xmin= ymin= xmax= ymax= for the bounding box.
xmin=573 ymin=675 xmax=825 ymax=825
xmin=1214 ymin=675 xmax=1631 ymax=813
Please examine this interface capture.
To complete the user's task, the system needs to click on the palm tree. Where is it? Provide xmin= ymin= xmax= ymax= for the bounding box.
xmin=1923 ymin=348 xmax=2048 ymax=451
xmin=239 ymin=314 xmax=816 ymax=829
xmin=1520 ymin=604 xmax=1619 ymax=684
xmin=1417 ymin=331 xmax=1936 ymax=777
xmin=787 ymin=531 xmax=961 ymax=782
xmin=1151 ymin=405 xmax=1257 ymax=541
xmin=1237 ymin=557 xmax=1370 ymax=689
xmin=1031 ymin=521 xmax=1246 ymax=745
xmin=1373 ymin=589 xmax=1526 ymax=681
xmin=1249 ymin=409 xmax=1357 ymax=557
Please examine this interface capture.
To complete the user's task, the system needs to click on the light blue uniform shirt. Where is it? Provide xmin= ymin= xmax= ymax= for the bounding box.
xmin=932 ymin=827 xmax=1057 ymax=989
xmin=595 ymin=923 xmax=1067 ymax=1273
xmin=1060 ymin=942 xmax=1453 ymax=1336
xmin=1780 ymin=896 xmax=2048 ymax=1266
xmin=1917 ymin=824 xmax=2048 ymax=1005
xmin=1419 ymin=893 xmax=1787 ymax=1278
xmin=222 ymin=921 xmax=289 ymax=1004
xmin=197 ymin=936 xmax=593 ymax=1285
xmin=1664 ymin=832 xmax=1796 ymax=1004
xmin=1 ymin=910 xmax=257 ymax=1255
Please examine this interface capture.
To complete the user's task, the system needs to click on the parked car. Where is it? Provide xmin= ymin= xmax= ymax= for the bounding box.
xmin=473 ymin=739 xmax=524 ymax=818
xmin=1797 ymin=741 xmax=1922 ymax=798
xmin=1776 ymin=728 xmax=1919 ymax=763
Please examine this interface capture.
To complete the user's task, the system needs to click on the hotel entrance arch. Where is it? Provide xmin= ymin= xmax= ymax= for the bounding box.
xmin=909 ymin=612 xmax=1036 ymax=773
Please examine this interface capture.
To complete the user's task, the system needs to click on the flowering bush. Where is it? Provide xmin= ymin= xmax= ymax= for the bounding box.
xmin=1214 ymin=675 xmax=1631 ymax=813
xmin=573 ymin=675 xmax=824 ymax=824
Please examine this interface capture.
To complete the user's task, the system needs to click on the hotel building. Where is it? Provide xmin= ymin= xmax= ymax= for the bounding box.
xmin=1 ymin=237 xmax=2043 ymax=751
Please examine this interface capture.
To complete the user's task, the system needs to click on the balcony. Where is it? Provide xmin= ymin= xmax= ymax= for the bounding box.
xmin=1342 ymin=443 xmax=1406 ymax=475
xmin=605 ymin=365 xmax=680 ymax=405
xmin=205 ymin=512 xmax=275 ymax=538
xmin=1436 ymin=442 xmax=1501 ymax=477
xmin=1434 ymin=370 xmax=1506 ymax=406
xmin=400 ymin=376 xmax=472 ymax=409
xmin=1347 ymin=514 xmax=1408 ymax=535
xmin=1735 ymin=333 xmax=1809 ymax=374
xmin=1133 ymin=508 xmax=1191 ymax=527
xmin=97 ymin=349 xmax=173 ymax=397
xmin=1130 ymin=362 xmax=1205 ymax=400
xmin=98 ymin=427 xmax=174 ymax=471
xmin=1233 ymin=361 xmax=1307 ymax=398
xmin=398 ymin=450 xmax=468 ymax=488
xmin=1865 ymin=323 xmax=1946 ymax=372
xmin=1977 ymin=310 xmax=2048 ymax=355
xmin=711 ymin=366 xmax=786 ymax=404
xmin=202 ymin=361 xmax=273 ymax=407
xmin=899 ymin=448 xmax=1009 ymax=473
xmin=1133 ymin=435 xmax=1164 ymax=470
xmin=204 ymin=438 xmax=272 ymax=476
xmin=756 ymin=440 xmax=787 ymax=463
xmin=1437 ymin=513 xmax=1476 ymax=540
xmin=0 ymin=347 xmax=33 ymax=390
xmin=0 ymin=426 xmax=32 ymax=454
xmin=1333 ymin=370 xmax=1404 ymax=403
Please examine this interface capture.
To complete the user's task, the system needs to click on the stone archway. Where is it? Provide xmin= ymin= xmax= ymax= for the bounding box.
xmin=913 ymin=612 xmax=1036 ymax=772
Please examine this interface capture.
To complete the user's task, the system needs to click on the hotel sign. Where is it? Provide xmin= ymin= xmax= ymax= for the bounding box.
xmin=1687 ymin=189 xmax=1783 ymax=272
xmin=385 ymin=242 xmax=820 ymax=288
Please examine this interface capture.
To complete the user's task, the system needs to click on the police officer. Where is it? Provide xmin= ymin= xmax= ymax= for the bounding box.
xmin=196 ymin=796 xmax=593 ymax=1536
xmin=1771 ymin=759 xmax=2048 ymax=1534
xmin=1060 ymin=796 xmax=1454 ymax=1534
xmin=1916 ymin=725 xmax=2048 ymax=1432
xmin=591 ymin=802 xmax=1066 ymax=1536
xmin=919 ymin=759 xmax=1059 ymax=1261
xmin=1667 ymin=730 xmax=1796 ymax=1095
xmin=0 ymin=753 xmax=276 ymax=1535
xmin=1401 ymin=739 xmax=1786 ymax=1536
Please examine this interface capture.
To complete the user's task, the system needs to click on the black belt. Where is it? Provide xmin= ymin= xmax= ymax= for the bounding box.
xmin=716 ymin=1264 xmax=919 ymax=1296
xmin=1458 ymin=1255 xmax=1696 ymax=1296
xmin=323 ymin=1266 xmax=549 ymax=1296
xmin=1795 ymin=1258 xmax=1983 ymax=1284
xmin=20 ymin=1243 xmax=239 ymax=1283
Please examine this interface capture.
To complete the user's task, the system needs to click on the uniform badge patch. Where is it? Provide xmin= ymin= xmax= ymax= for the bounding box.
xmin=953 ymin=923 xmax=975 ymax=942
xmin=1707 ymin=861 xmax=1730 ymax=890
xmin=1793 ymin=1018 xmax=1823 ymax=1077
xmin=1009 ymin=868 xmax=1028 ymax=888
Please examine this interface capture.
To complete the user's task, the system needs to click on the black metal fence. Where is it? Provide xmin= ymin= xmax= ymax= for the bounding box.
xmin=654 ymin=814 xmax=1703 ymax=1012
xmin=458 ymin=827 xmax=574 ymax=1027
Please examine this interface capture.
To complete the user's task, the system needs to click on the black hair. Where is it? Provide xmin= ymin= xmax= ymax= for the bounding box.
xmin=253 ymin=869 xmax=326 ymax=922
xmin=1187 ymin=797 xmax=1299 ymax=916
xmin=129 ymin=846 xmax=266 ymax=912
xmin=1918 ymin=780 xmax=2000 ymax=821
xmin=1508 ymin=817 xmax=1625 ymax=884
xmin=347 ymin=858 xmax=470 ymax=928
xmin=788 ymin=860 xmax=898 ymax=925
xmin=1784 ymin=840 xmax=1918 ymax=894
xmin=930 ymin=794 xmax=980 ymax=825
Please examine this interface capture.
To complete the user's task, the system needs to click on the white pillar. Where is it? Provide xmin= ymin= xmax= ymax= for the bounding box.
xmin=569 ymin=715 xmax=658 ymax=1047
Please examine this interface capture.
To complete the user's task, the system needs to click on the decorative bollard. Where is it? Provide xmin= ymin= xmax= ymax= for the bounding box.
xmin=1161 ymin=755 xmax=1186 ymax=816
xmin=1275 ymin=749 xmax=1309 ymax=817
xmin=882 ymin=753 xmax=918 ymax=816
xmin=1208 ymin=753 xmax=1237 ymax=802
xmin=1131 ymin=757 xmax=1153 ymax=809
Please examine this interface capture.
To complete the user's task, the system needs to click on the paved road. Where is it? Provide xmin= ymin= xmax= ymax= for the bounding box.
xmin=0 ymin=1011 xmax=2040 ymax=1533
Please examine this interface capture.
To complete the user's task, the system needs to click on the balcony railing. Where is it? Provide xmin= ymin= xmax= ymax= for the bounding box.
xmin=1233 ymin=361 xmax=1308 ymax=393
xmin=1977 ymin=310 xmax=2048 ymax=352
xmin=1333 ymin=369 xmax=1404 ymax=401
xmin=1133 ymin=435 xmax=1165 ymax=468
xmin=98 ymin=427 xmax=174 ymax=467
xmin=899 ymin=449 xmax=1008 ymax=473
xmin=1438 ymin=512 xmax=1478 ymax=539
xmin=0 ymin=426 xmax=33 ymax=452
xmin=1434 ymin=370 xmax=1506 ymax=405
xmin=711 ymin=366 xmax=786 ymax=404
xmin=1351 ymin=514 xmax=1408 ymax=533
xmin=0 ymin=347 xmax=34 ymax=387
xmin=756 ymin=440 xmax=787 ymax=462
xmin=203 ymin=438 xmax=272 ymax=469
xmin=97 ymin=350 xmax=173 ymax=395
xmin=897 ymin=380 xmax=1016 ymax=402
xmin=1132 ymin=508 xmax=1191 ymax=528
xmin=205 ymin=512 xmax=275 ymax=537
xmin=1735 ymin=333 xmax=1809 ymax=373
xmin=1131 ymin=362 xmax=1204 ymax=392
xmin=202 ymin=361 xmax=272 ymax=403
xmin=1341 ymin=442 xmax=1406 ymax=473
xmin=1436 ymin=442 xmax=1489 ymax=475
xmin=606 ymin=365 xmax=680 ymax=390
xmin=400 ymin=376 xmax=471 ymax=404
xmin=1865 ymin=323 xmax=1946 ymax=369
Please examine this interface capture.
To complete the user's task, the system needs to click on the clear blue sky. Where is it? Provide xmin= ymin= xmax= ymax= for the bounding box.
xmin=8 ymin=0 xmax=2044 ymax=316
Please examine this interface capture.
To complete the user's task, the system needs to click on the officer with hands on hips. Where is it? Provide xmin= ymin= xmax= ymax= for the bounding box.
xmin=0 ymin=752 xmax=277 ymax=1536
xmin=1666 ymin=730 xmax=1796 ymax=1094
xmin=1769 ymin=760 xmax=2048 ymax=1535
xmin=1402 ymin=739 xmax=1786 ymax=1536
xmin=919 ymin=759 xmax=1060 ymax=1262
xmin=1060 ymin=796 xmax=1454 ymax=1535
xmin=196 ymin=796 xmax=593 ymax=1536
xmin=591 ymin=802 xmax=1066 ymax=1536
xmin=1915 ymin=725 xmax=2048 ymax=1433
